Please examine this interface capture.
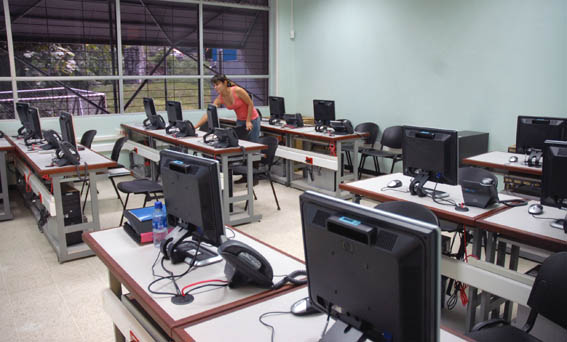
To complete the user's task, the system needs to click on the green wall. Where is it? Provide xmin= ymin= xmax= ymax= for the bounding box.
xmin=275 ymin=0 xmax=567 ymax=151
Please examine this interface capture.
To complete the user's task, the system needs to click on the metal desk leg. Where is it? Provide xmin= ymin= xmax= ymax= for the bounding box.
xmin=480 ymin=232 xmax=498 ymax=321
xmin=87 ymin=170 xmax=101 ymax=231
xmin=0 ymin=151 xmax=13 ymax=220
xmin=148 ymin=137 xmax=158 ymax=181
xmin=245 ymin=151 xmax=255 ymax=219
xmin=466 ymin=227 xmax=483 ymax=331
xmin=335 ymin=141 xmax=342 ymax=197
xmin=286 ymin=133 xmax=292 ymax=187
xmin=353 ymin=139 xmax=360 ymax=181
xmin=109 ymin=271 xmax=125 ymax=342
xmin=353 ymin=194 xmax=361 ymax=204
xmin=503 ymin=245 xmax=520 ymax=321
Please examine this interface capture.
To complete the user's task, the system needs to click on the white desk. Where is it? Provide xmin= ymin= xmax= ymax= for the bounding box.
xmin=0 ymin=137 xmax=14 ymax=220
xmin=176 ymin=287 xmax=475 ymax=342
xmin=463 ymin=151 xmax=542 ymax=177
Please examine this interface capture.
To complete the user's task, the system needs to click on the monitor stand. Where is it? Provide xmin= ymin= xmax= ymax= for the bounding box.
xmin=175 ymin=239 xmax=223 ymax=267
xmin=550 ymin=218 xmax=566 ymax=230
xmin=321 ymin=321 xmax=365 ymax=342
xmin=410 ymin=173 xmax=449 ymax=198
xmin=422 ymin=187 xmax=449 ymax=199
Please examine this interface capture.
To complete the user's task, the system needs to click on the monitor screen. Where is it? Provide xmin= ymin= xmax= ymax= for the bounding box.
xmin=207 ymin=104 xmax=220 ymax=131
xmin=313 ymin=99 xmax=335 ymax=125
xmin=166 ymin=101 xmax=183 ymax=124
xmin=300 ymin=191 xmax=440 ymax=342
xmin=268 ymin=96 xmax=285 ymax=118
xmin=59 ymin=112 xmax=76 ymax=148
xmin=160 ymin=150 xmax=225 ymax=246
xmin=16 ymin=102 xmax=30 ymax=129
xmin=541 ymin=140 xmax=567 ymax=208
xmin=516 ymin=116 xmax=566 ymax=154
xmin=27 ymin=107 xmax=43 ymax=140
xmin=402 ymin=126 xmax=459 ymax=194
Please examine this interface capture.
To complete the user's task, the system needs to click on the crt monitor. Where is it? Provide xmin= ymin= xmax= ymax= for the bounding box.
xmin=300 ymin=191 xmax=440 ymax=342
xmin=541 ymin=140 xmax=567 ymax=228
xmin=59 ymin=112 xmax=76 ymax=148
xmin=207 ymin=104 xmax=220 ymax=131
xmin=402 ymin=126 xmax=459 ymax=197
xmin=166 ymin=100 xmax=183 ymax=125
xmin=313 ymin=99 xmax=335 ymax=126
xmin=268 ymin=96 xmax=285 ymax=119
xmin=160 ymin=149 xmax=225 ymax=265
xmin=516 ymin=116 xmax=566 ymax=154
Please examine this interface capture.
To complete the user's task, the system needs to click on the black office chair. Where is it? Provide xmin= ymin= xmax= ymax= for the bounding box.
xmin=344 ymin=122 xmax=379 ymax=172
xmin=79 ymin=129 xmax=97 ymax=149
xmin=466 ymin=252 xmax=567 ymax=342
xmin=359 ymin=125 xmax=403 ymax=178
xmin=232 ymin=135 xmax=280 ymax=210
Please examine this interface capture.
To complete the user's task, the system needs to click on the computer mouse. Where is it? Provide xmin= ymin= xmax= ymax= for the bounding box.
xmin=387 ymin=180 xmax=402 ymax=188
xmin=508 ymin=156 xmax=518 ymax=163
xmin=290 ymin=297 xmax=320 ymax=316
xmin=528 ymin=203 xmax=544 ymax=215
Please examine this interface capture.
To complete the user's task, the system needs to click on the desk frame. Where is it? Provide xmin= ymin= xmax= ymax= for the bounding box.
xmin=0 ymin=142 xmax=14 ymax=220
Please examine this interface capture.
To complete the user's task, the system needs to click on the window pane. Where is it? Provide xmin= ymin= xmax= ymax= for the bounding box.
xmin=0 ymin=6 xmax=9 ymax=77
xmin=120 ymin=1 xmax=199 ymax=76
xmin=204 ymin=78 xmax=267 ymax=107
xmin=16 ymin=80 xmax=119 ymax=117
xmin=0 ymin=82 xmax=15 ymax=119
xmin=204 ymin=0 xmax=269 ymax=6
xmin=10 ymin=0 xmax=118 ymax=77
xmin=203 ymin=6 xmax=268 ymax=75
xmin=123 ymin=79 xmax=199 ymax=114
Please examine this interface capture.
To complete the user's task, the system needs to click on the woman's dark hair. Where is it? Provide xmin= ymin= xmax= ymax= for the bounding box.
xmin=211 ymin=74 xmax=232 ymax=87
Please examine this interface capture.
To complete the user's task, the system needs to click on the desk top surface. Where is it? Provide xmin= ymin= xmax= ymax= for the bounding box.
xmin=121 ymin=123 xmax=267 ymax=154
xmin=0 ymin=137 xmax=14 ymax=151
xmin=477 ymin=200 xmax=567 ymax=252
xmin=176 ymin=287 xmax=474 ymax=342
xmin=83 ymin=227 xmax=305 ymax=337
xmin=5 ymin=135 xmax=116 ymax=176
xmin=462 ymin=151 xmax=542 ymax=176
xmin=220 ymin=117 xmax=368 ymax=142
xmin=339 ymin=173 xmax=518 ymax=226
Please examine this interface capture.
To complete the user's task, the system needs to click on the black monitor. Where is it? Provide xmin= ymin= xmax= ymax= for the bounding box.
xmin=541 ymin=140 xmax=567 ymax=230
xmin=207 ymin=104 xmax=220 ymax=131
xmin=143 ymin=97 xmax=165 ymax=130
xmin=59 ymin=112 xmax=76 ymax=148
xmin=313 ymin=99 xmax=335 ymax=126
xmin=166 ymin=100 xmax=183 ymax=125
xmin=300 ymin=191 xmax=440 ymax=342
xmin=25 ymin=107 xmax=43 ymax=143
xmin=160 ymin=149 xmax=225 ymax=266
xmin=516 ymin=116 xmax=566 ymax=154
xmin=16 ymin=102 xmax=30 ymax=135
xmin=268 ymin=96 xmax=285 ymax=119
xmin=402 ymin=126 xmax=459 ymax=198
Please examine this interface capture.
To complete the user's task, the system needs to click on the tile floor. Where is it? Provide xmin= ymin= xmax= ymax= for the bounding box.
xmin=0 ymin=174 xmax=532 ymax=341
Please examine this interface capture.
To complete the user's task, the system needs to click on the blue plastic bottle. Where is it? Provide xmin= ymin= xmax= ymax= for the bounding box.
xmin=152 ymin=201 xmax=167 ymax=248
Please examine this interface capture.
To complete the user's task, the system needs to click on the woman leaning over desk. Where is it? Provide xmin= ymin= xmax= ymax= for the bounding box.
xmin=194 ymin=74 xmax=261 ymax=142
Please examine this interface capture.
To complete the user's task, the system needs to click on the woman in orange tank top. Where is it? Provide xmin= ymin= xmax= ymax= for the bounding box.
xmin=195 ymin=74 xmax=261 ymax=142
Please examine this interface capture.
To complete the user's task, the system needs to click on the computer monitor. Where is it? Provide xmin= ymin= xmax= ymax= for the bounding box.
xmin=541 ymin=140 xmax=567 ymax=229
xmin=16 ymin=102 xmax=30 ymax=135
xmin=516 ymin=116 xmax=566 ymax=154
xmin=268 ymin=96 xmax=285 ymax=119
xmin=300 ymin=191 xmax=440 ymax=342
xmin=59 ymin=112 xmax=76 ymax=148
xmin=143 ymin=97 xmax=165 ymax=130
xmin=166 ymin=101 xmax=183 ymax=125
xmin=207 ymin=104 xmax=220 ymax=131
xmin=313 ymin=99 xmax=335 ymax=126
xmin=402 ymin=126 xmax=459 ymax=198
xmin=25 ymin=107 xmax=43 ymax=143
xmin=160 ymin=149 xmax=225 ymax=266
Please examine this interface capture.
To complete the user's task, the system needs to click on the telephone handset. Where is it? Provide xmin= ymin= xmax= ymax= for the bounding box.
xmin=330 ymin=119 xmax=354 ymax=135
xmin=218 ymin=240 xmax=274 ymax=288
xmin=203 ymin=128 xmax=239 ymax=148
xmin=284 ymin=113 xmax=304 ymax=128
xmin=55 ymin=141 xmax=81 ymax=166
xmin=41 ymin=129 xmax=61 ymax=150
xmin=143 ymin=115 xmax=166 ymax=130
xmin=269 ymin=116 xmax=282 ymax=126
xmin=166 ymin=120 xmax=197 ymax=138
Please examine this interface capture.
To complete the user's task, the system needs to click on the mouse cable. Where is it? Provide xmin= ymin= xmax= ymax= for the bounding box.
xmin=258 ymin=311 xmax=292 ymax=342
xmin=531 ymin=214 xmax=563 ymax=220
xmin=380 ymin=187 xmax=410 ymax=194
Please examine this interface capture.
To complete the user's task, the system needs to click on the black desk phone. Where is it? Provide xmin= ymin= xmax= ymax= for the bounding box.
xmin=143 ymin=115 xmax=166 ymax=130
xmin=329 ymin=119 xmax=354 ymax=135
xmin=54 ymin=141 xmax=80 ymax=166
xmin=166 ymin=120 xmax=197 ymax=138
xmin=283 ymin=113 xmax=304 ymax=128
xmin=42 ymin=129 xmax=61 ymax=150
xmin=203 ymin=127 xmax=239 ymax=148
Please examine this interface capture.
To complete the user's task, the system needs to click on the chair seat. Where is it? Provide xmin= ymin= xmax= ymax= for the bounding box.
xmin=466 ymin=325 xmax=542 ymax=342
xmin=361 ymin=148 xmax=401 ymax=158
xmin=232 ymin=164 xmax=269 ymax=175
xmin=117 ymin=179 xmax=162 ymax=194
xmin=108 ymin=167 xmax=131 ymax=177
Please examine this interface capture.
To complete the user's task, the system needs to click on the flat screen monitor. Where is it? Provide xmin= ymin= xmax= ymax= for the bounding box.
xmin=313 ymin=99 xmax=335 ymax=126
xmin=516 ymin=116 xmax=566 ymax=154
xmin=207 ymin=104 xmax=220 ymax=131
xmin=26 ymin=107 xmax=43 ymax=140
xmin=541 ymin=140 xmax=567 ymax=209
xmin=402 ymin=126 xmax=458 ymax=197
xmin=59 ymin=112 xmax=76 ymax=148
xmin=160 ymin=150 xmax=225 ymax=247
xmin=300 ymin=191 xmax=440 ymax=342
xmin=166 ymin=101 xmax=183 ymax=124
xmin=16 ymin=102 xmax=30 ymax=131
xmin=268 ymin=96 xmax=285 ymax=119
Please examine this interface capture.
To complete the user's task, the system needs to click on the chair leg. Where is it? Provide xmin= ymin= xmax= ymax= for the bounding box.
xmin=345 ymin=151 xmax=353 ymax=171
xmin=373 ymin=156 xmax=380 ymax=175
xmin=390 ymin=158 xmax=401 ymax=173
xmin=253 ymin=188 xmax=257 ymax=200
xmin=110 ymin=177 xmax=124 ymax=206
xmin=267 ymin=174 xmax=280 ymax=210
xmin=119 ymin=193 xmax=130 ymax=226
xmin=358 ymin=155 xmax=366 ymax=179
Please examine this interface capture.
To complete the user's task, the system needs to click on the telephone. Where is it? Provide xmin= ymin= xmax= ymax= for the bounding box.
xmin=269 ymin=115 xmax=283 ymax=126
xmin=41 ymin=129 xmax=61 ymax=150
xmin=284 ymin=113 xmax=304 ymax=128
xmin=203 ymin=127 xmax=239 ymax=148
xmin=461 ymin=179 xmax=499 ymax=208
xmin=330 ymin=119 xmax=354 ymax=135
xmin=526 ymin=148 xmax=543 ymax=167
xmin=166 ymin=120 xmax=197 ymax=138
xmin=315 ymin=124 xmax=328 ymax=133
xmin=143 ymin=115 xmax=166 ymax=130
xmin=54 ymin=141 xmax=80 ymax=166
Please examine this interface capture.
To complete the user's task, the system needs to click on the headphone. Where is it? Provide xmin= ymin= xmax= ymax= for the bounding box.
xmin=271 ymin=270 xmax=307 ymax=290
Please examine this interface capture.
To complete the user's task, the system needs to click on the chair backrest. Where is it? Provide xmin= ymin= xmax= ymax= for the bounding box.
xmin=459 ymin=167 xmax=498 ymax=186
xmin=374 ymin=201 xmax=439 ymax=226
xmin=256 ymin=108 xmax=263 ymax=119
xmin=258 ymin=135 xmax=278 ymax=169
xmin=380 ymin=126 xmax=403 ymax=150
xmin=527 ymin=252 xmax=567 ymax=329
xmin=354 ymin=122 xmax=379 ymax=147
xmin=111 ymin=136 xmax=128 ymax=162
xmin=80 ymin=129 xmax=97 ymax=149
